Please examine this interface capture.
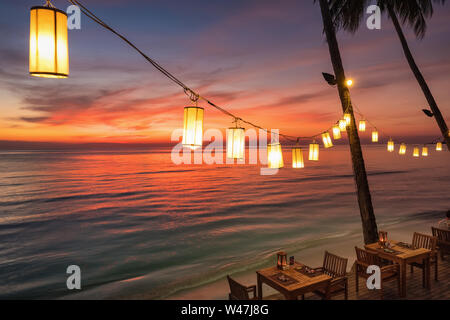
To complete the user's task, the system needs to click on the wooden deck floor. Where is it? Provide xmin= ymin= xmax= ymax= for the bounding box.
xmin=267 ymin=255 xmax=450 ymax=300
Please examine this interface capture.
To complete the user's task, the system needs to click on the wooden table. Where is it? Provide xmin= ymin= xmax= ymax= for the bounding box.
xmin=256 ymin=262 xmax=332 ymax=300
xmin=365 ymin=240 xmax=431 ymax=298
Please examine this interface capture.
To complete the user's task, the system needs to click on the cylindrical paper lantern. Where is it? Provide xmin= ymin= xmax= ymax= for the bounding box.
xmin=29 ymin=6 xmax=69 ymax=78
xmin=292 ymin=147 xmax=304 ymax=169
xmin=399 ymin=143 xmax=406 ymax=155
xmin=226 ymin=127 xmax=245 ymax=159
xmin=372 ymin=131 xmax=379 ymax=143
xmin=268 ymin=143 xmax=284 ymax=169
xmin=182 ymin=106 xmax=204 ymax=149
xmin=321 ymin=132 xmax=333 ymax=149
xmin=344 ymin=113 xmax=351 ymax=126
xmin=332 ymin=125 xmax=341 ymax=140
xmin=358 ymin=120 xmax=366 ymax=132
xmin=387 ymin=139 xmax=394 ymax=152
xmin=309 ymin=142 xmax=319 ymax=161
xmin=339 ymin=119 xmax=347 ymax=132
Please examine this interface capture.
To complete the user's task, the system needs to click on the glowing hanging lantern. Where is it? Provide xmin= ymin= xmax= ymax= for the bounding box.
xmin=29 ymin=5 xmax=69 ymax=78
xmin=436 ymin=142 xmax=442 ymax=151
xmin=226 ymin=127 xmax=245 ymax=159
xmin=339 ymin=119 xmax=347 ymax=132
xmin=344 ymin=113 xmax=351 ymax=126
xmin=358 ymin=120 xmax=366 ymax=132
xmin=399 ymin=143 xmax=407 ymax=155
xmin=308 ymin=142 xmax=319 ymax=161
xmin=422 ymin=146 xmax=428 ymax=157
xmin=413 ymin=147 xmax=420 ymax=157
xmin=268 ymin=143 xmax=284 ymax=169
xmin=387 ymin=139 xmax=394 ymax=152
xmin=372 ymin=130 xmax=379 ymax=143
xmin=182 ymin=106 xmax=204 ymax=149
xmin=321 ymin=132 xmax=333 ymax=148
xmin=292 ymin=147 xmax=304 ymax=169
xmin=332 ymin=125 xmax=341 ymax=140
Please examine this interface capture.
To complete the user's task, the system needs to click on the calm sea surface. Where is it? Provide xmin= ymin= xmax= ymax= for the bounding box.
xmin=0 ymin=145 xmax=449 ymax=299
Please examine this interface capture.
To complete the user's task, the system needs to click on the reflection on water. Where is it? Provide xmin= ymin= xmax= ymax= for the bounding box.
xmin=0 ymin=145 xmax=448 ymax=299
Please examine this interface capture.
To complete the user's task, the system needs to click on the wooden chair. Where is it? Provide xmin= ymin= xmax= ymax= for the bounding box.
xmin=409 ymin=232 xmax=438 ymax=283
xmin=354 ymin=247 xmax=400 ymax=299
xmin=311 ymin=251 xmax=348 ymax=300
xmin=227 ymin=276 xmax=257 ymax=300
xmin=432 ymin=227 xmax=450 ymax=260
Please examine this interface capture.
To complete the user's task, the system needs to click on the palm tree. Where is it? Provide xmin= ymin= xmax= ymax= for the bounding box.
xmin=317 ymin=0 xmax=379 ymax=244
xmin=330 ymin=0 xmax=450 ymax=151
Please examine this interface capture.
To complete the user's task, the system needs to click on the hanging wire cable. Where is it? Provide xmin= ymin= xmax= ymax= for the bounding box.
xmin=66 ymin=0 xmax=341 ymax=144
xmin=66 ymin=0 xmax=442 ymax=151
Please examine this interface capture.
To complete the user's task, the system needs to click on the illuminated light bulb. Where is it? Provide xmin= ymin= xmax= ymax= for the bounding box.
xmin=332 ymin=125 xmax=341 ymax=140
xmin=399 ymin=143 xmax=407 ymax=155
xmin=436 ymin=142 xmax=442 ymax=151
xmin=226 ymin=127 xmax=245 ymax=159
xmin=422 ymin=146 xmax=428 ymax=157
xmin=268 ymin=143 xmax=284 ymax=169
xmin=358 ymin=120 xmax=366 ymax=132
xmin=413 ymin=147 xmax=420 ymax=157
xmin=182 ymin=106 xmax=204 ymax=150
xmin=339 ymin=119 xmax=347 ymax=132
xmin=321 ymin=132 xmax=333 ymax=149
xmin=387 ymin=139 xmax=394 ymax=152
xmin=344 ymin=113 xmax=351 ymax=126
xmin=346 ymin=79 xmax=353 ymax=87
xmin=372 ymin=131 xmax=379 ymax=143
xmin=29 ymin=6 xmax=69 ymax=78
xmin=308 ymin=142 xmax=319 ymax=161
xmin=292 ymin=147 xmax=304 ymax=169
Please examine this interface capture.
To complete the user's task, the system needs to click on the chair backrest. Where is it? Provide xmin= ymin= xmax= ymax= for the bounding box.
xmin=412 ymin=232 xmax=437 ymax=251
xmin=355 ymin=247 xmax=380 ymax=266
xmin=432 ymin=227 xmax=450 ymax=242
xmin=322 ymin=251 xmax=348 ymax=278
xmin=227 ymin=276 xmax=250 ymax=300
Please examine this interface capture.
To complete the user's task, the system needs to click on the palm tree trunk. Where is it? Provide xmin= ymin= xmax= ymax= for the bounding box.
xmin=319 ymin=0 xmax=378 ymax=244
xmin=387 ymin=5 xmax=450 ymax=151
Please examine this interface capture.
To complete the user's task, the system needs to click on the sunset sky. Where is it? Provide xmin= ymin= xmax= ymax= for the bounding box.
xmin=1 ymin=0 xmax=449 ymax=145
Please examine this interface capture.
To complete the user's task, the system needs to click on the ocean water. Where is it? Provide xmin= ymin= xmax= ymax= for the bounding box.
xmin=0 ymin=145 xmax=448 ymax=299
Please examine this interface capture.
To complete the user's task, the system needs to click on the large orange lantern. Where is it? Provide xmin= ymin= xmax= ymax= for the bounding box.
xmin=29 ymin=5 xmax=69 ymax=78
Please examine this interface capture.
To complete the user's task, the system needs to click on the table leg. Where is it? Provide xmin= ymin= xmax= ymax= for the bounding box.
xmin=400 ymin=260 xmax=407 ymax=298
xmin=257 ymin=273 xmax=263 ymax=300
xmin=424 ymin=257 xmax=431 ymax=289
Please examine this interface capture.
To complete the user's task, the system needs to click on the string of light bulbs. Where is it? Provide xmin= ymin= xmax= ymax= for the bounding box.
xmin=31 ymin=0 xmax=445 ymax=169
